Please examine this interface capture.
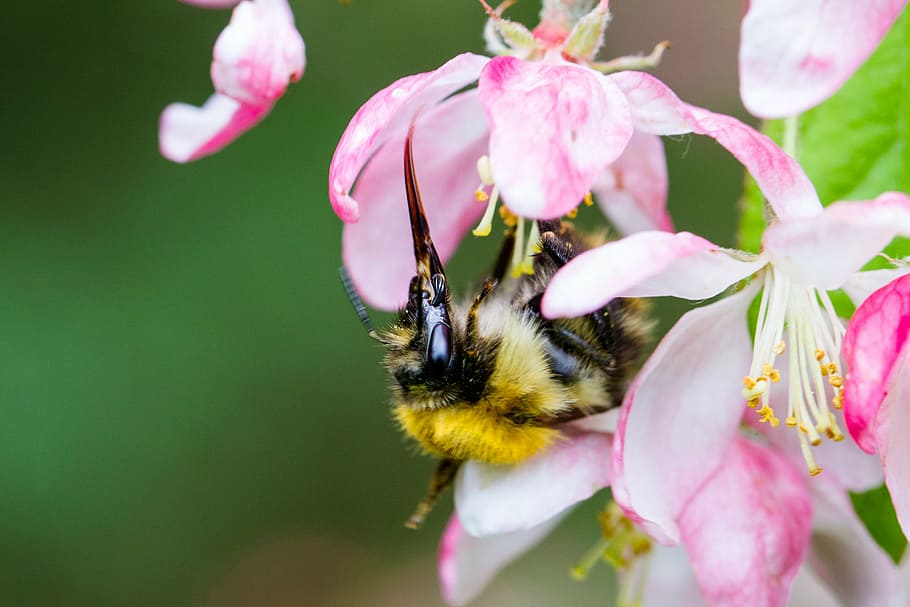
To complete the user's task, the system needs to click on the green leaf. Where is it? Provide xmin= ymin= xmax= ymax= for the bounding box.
xmin=737 ymin=8 xmax=910 ymax=253
xmin=850 ymin=485 xmax=908 ymax=563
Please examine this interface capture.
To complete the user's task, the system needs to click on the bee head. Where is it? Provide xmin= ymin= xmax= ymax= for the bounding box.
xmin=402 ymin=125 xmax=455 ymax=382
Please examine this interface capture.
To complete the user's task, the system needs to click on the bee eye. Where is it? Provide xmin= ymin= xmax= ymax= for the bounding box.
xmin=425 ymin=323 xmax=452 ymax=375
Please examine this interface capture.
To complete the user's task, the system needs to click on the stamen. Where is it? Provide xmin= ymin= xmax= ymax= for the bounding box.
xmin=583 ymin=192 xmax=594 ymax=206
xmin=744 ymin=266 xmax=849 ymax=476
xmin=471 ymin=185 xmax=500 ymax=237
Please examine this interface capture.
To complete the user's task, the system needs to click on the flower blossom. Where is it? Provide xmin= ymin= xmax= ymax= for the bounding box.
xmin=330 ymin=0 xmax=679 ymax=310
xmin=160 ymin=0 xmax=305 ymax=163
xmin=439 ymin=407 xmax=901 ymax=606
xmin=534 ymin=67 xmax=910 ymax=606
xmin=843 ymin=272 xmax=910 ymax=540
xmin=739 ymin=0 xmax=908 ymax=118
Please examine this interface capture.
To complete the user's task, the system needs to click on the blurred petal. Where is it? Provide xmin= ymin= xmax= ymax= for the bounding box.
xmin=593 ymin=131 xmax=672 ymax=234
xmin=843 ymin=267 xmax=910 ymax=306
xmin=180 ymin=0 xmax=240 ymax=7
xmin=341 ymin=91 xmax=489 ymax=310
xmin=881 ymin=372 xmax=910 ymax=539
xmin=763 ymin=193 xmax=910 ymax=290
xmin=541 ymin=230 xmax=763 ymax=319
xmin=788 ymin=567 xmax=841 ymax=607
xmin=568 ymin=408 xmax=619 ymax=434
xmin=479 ymin=56 xmax=633 ymax=218
xmin=842 ymin=273 xmax=910 ymax=452
xmin=159 ymin=94 xmax=271 ymax=163
xmin=455 ymin=431 xmax=611 ymax=537
xmin=329 ymin=53 xmax=489 ymax=222
xmin=611 ymin=285 xmax=757 ymax=544
xmin=805 ymin=475 xmax=905 ymax=607
xmin=608 ymin=71 xmax=822 ymax=220
xmin=438 ymin=513 xmax=564 ymax=607
xmin=739 ymin=0 xmax=908 ymax=118
xmin=679 ymin=438 xmax=811 ymax=607
xmin=642 ymin=546 xmax=707 ymax=607
xmin=211 ymin=0 xmax=305 ymax=107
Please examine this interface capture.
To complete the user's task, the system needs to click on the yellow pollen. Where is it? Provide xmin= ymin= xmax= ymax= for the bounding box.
xmin=743 ymin=376 xmax=756 ymax=390
xmin=809 ymin=465 xmax=823 ymax=477
xmin=829 ymin=376 xmax=844 ymax=388
xmin=742 ymin=377 xmax=768 ymax=400
xmin=498 ymin=205 xmax=518 ymax=227
xmin=756 ymin=404 xmax=779 ymax=427
xmin=785 ymin=417 xmax=798 ymax=427
xmin=827 ymin=363 xmax=839 ymax=375
xmin=583 ymin=192 xmax=595 ymax=206
xmin=566 ymin=207 xmax=579 ymax=219
xmin=799 ymin=424 xmax=810 ymax=434
xmin=815 ymin=349 xmax=826 ymax=362
xmin=474 ymin=189 xmax=489 ymax=202
xmin=773 ymin=341 xmax=786 ymax=355
xmin=811 ymin=437 xmax=822 ymax=446
xmin=832 ymin=392 xmax=844 ymax=410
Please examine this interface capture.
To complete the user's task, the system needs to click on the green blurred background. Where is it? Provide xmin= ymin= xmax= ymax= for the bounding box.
xmin=0 ymin=1 xmax=749 ymax=605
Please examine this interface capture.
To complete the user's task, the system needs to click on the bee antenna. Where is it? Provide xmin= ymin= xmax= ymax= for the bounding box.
xmin=339 ymin=266 xmax=384 ymax=343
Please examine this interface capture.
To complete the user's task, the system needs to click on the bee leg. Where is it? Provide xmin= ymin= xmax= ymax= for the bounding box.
xmin=405 ymin=458 xmax=461 ymax=529
xmin=490 ymin=227 xmax=517 ymax=283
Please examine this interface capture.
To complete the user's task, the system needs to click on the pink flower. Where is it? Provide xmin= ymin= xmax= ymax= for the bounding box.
xmin=330 ymin=3 xmax=817 ymax=311
xmin=159 ymin=0 xmax=305 ymax=163
xmin=739 ymin=0 xmax=908 ymax=118
xmin=842 ymin=272 xmax=910 ymax=540
xmin=439 ymin=417 xmax=901 ymax=606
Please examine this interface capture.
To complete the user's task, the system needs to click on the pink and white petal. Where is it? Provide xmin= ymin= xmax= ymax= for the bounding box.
xmin=159 ymin=94 xmax=271 ymax=163
xmin=608 ymin=71 xmax=822 ymax=221
xmin=329 ymin=53 xmax=489 ymax=223
xmin=842 ymin=273 xmax=910 ymax=452
xmin=438 ymin=513 xmax=565 ymax=607
xmin=568 ymin=408 xmax=619 ymax=434
xmin=642 ymin=546 xmax=708 ymax=607
xmin=341 ymin=91 xmax=489 ymax=310
xmin=805 ymin=475 xmax=904 ymax=607
xmin=679 ymin=438 xmax=812 ymax=607
xmin=541 ymin=230 xmax=764 ymax=319
xmin=211 ymin=0 xmax=305 ymax=107
xmin=180 ymin=0 xmax=240 ymax=7
xmin=593 ymin=131 xmax=672 ymax=234
xmin=881 ymin=372 xmax=910 ymax=540
xmin=455 ymin=430 xmax=611 ymax=537
xmin=611 ymin=284 xmax=757 ymax=544
xmin=740 ymin=0 xmax=908 ymax=118
xmin=478 ymin=57 xmax=633 ymax=218
xmin=763 ymin=193 xmax=910 ymax=290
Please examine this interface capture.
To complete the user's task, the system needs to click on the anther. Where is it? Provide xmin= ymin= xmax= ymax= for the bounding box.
xmin=583 ymin=192 xmax=594 ymax=206
xmin=815 ymin=349 xmax=826 ymax=362
xmin=566 ymin=207 xmax=579 ymax=219
xmin=785 ymin=417 xmax=798 ymax=427
xmin=829 ymin=376 xmax=843 ymax=388
xmin=773 ymin=341 xmax=786 ymax=355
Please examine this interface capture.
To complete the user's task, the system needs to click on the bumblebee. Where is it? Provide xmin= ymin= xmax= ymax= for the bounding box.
xmin=342 ymin=127 xmax=650 ymax=528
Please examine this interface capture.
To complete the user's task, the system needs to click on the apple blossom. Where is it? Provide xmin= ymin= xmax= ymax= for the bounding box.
xmin=739 ymin=0 xmax=908 ymax=118
xmin=159 ymin=0 xmax=305 ymax=163
xmin=330 ymin=3 xmax=821 ymax=311
xmin=440 ymin=422 xmax=901 ymax=606
xmin=842 ymin=272 xmax=910 ymax=539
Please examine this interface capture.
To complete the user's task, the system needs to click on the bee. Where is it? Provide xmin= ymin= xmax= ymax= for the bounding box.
xmin=341 ymin=126 xmax=650 ymax=528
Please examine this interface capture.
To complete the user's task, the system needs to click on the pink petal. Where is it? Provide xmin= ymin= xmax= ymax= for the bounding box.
xmin=641 ymin=546 xmax=708 ymax=607
xmin=438 ymin=513 xmax=564 ymax=607
xmin=805 ymin=475 xmax=905 ymax=606
xmin=842 ymin=273 xmax=910 ymax=452
xmin=341 ymin=91 xmax=489 ymax=310
xmin=608 ymin=71 xmax=822 ymax=221
xmin=763 ymin=193 xmax=910 ymax=290
xmin=611 ymin=285 xmax=757 ymax=544
xmin=593 ymin=131 xmax=672 ymax=234
xmin=329 ymin=53 xmax=489 ymax=223
xmin=541 ymin=230 xmax=764 ymax=319
xmin=211 ymin=0 xmax=305 ymax=107
xmin=455 ymin=430 xmax=612 ymax=537
xmin=739 ymin=0 xmax=908 ymax=118
xmin=159 ymin=94 xmax=271 ymax=163
xmin=478 ymin=56 xmax=633 ymax=218
xmin=679 ymin=438 xmax=812 ymax=607
xmin=180 ymin=0 xmax=240 ymax=7
xmin=881 ymin=370 xmax=910 ymax=539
